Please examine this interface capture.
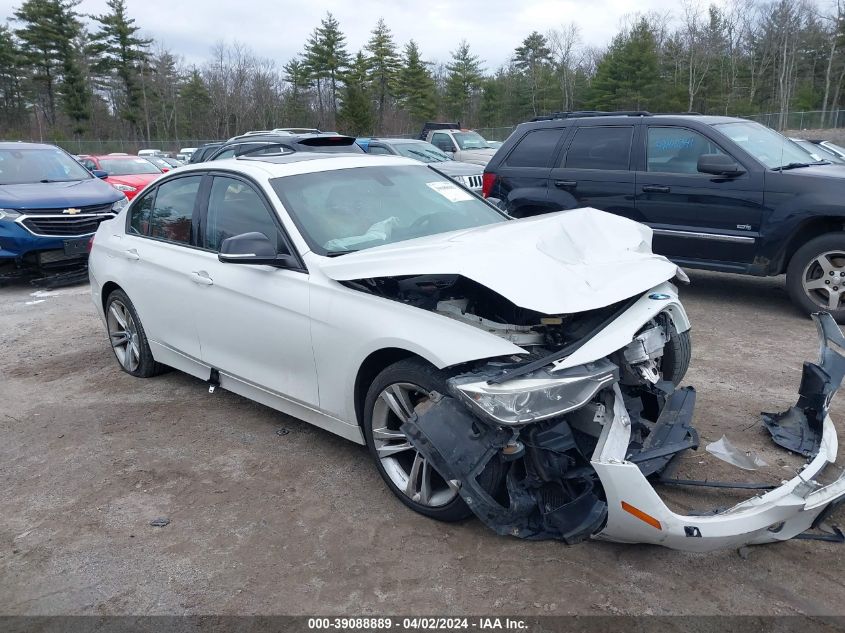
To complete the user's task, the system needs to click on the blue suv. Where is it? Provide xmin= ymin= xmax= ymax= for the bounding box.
xmin=0 ymin=142 xmax=126 ymax=271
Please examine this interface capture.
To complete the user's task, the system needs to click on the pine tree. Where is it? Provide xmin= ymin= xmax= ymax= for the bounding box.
xmin=588 ymin=19 xmax=659 ymax=110
xmin=303 ymin=12 xmax=350 ymax=126
xmin=365 ymin=18 xmax=399 ymax=133
xmin=179 ymin=68 xmax=211 ymax=139
xmin=513 ymin=31 xmax=552 ymax=116
xmin=396 ymin=40 xmax=436 ymax=125
xmin=14 ymin=0 xmax=81 ymax=126
xmin=0 ymin=26 xmax=27 ymax=131
xmin=338 ymin=51 xmax=373 ymax=136
xmin=283 ymin=57 xmax=313 ymax=126
xmin=444 ymin=40 xmax=483 ymax=122
xmin=89 ymin=0 xmax=151 ymax=133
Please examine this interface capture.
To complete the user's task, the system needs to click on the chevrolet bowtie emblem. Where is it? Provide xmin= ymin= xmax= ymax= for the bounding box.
xmin=63 ymin=208 xmax=81 ymax=215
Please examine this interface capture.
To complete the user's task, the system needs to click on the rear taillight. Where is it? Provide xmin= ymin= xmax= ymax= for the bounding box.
xmin=87 ymin=234 xmax=95 ymax=253
xmin=481 ymin=172 xmax=496 ymax=198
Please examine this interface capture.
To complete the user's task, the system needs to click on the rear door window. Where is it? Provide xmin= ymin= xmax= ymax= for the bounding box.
xmin=563 ymin=126 xmax=634 ymax=170
xmin=505 ymin=129 xmax=562 ymax=168
xmin=148 ymin=176 xmax=202 ymax=244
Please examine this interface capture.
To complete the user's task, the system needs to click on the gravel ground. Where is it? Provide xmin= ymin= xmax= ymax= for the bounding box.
xmin=1 ymin=270 xmax=844 ymax=616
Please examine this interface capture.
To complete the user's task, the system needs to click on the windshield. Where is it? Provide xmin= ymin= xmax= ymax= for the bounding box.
xmin=453 ymin=131 xmax=488 ymax=150
xmin=393 ymin=142 xmax=450 ymax=163
xmin=0 ymin=147 xmax=92 ymax=184
xmin=714 ymin=120 xmax=821 ymax=169
xmin=271 ymin=165 xmax=506 ymax=255
xmin=99 ymin=157 xmax=162 ymax=175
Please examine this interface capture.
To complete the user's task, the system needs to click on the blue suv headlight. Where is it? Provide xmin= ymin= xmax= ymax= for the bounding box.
xmin=111 ymin=196 xmax=128 ymax=212
xmin=0 ymin=209 xmax=21 ymax=221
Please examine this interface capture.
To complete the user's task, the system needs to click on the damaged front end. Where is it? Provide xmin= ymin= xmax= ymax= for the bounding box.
xmin=401 ymin=311 xmax=845 ymax=552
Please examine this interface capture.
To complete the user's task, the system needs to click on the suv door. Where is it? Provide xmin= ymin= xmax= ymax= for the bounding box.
xmin=189 ymin=173 xmax=318 ymax=406
xmin=547 ymin=123 xmax=638 ymax=219
xmin=635 ymin=125 xmax=764 ymax=266
xmin=495 ymin=127 xmax=565 ymax=217
xmin=122 ymin=174 xmax=207 ymax=373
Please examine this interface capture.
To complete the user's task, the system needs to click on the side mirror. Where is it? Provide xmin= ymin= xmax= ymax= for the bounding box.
xmin=92 ymin=169 xmax=109 ymax=179
xmin=218 ymin=232 xmax=295 ymax=267
xmin=697 ymin=154 xmax=745 ymax=177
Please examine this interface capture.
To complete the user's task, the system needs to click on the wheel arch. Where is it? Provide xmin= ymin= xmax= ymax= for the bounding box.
xmin=353 ymin=347 xmax=432 ymax=427
xmin=101 ymin=280 xmax=123 ymax=313
xmin=777 ymin=216 xmax=845 ymax=274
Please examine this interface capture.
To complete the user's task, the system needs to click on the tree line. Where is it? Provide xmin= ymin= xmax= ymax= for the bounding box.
xmin=1 ymin=0 xmax=844 ymax=145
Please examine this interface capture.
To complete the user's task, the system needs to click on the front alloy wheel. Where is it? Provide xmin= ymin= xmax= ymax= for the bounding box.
xmin=362 ymin=358 xmax=504 ymax=522
xmin=787 ymin=233 xmax=845 ymax=323
xmin=800 ymin=251 xmax=845 ymax=311
xmin=370 ymin=382 xmax=460 ymax=508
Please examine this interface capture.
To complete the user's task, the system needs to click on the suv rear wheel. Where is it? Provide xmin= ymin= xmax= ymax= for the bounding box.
xmin=786 ymin=233 xmax=845 ymax=322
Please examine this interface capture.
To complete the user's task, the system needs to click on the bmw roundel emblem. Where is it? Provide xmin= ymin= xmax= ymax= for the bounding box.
xmin=649 ymin=293 xmax=671 ymax=300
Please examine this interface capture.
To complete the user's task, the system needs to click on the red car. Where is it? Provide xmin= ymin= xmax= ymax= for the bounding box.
xmin=78 ymin=154 xmax=163 ymax=199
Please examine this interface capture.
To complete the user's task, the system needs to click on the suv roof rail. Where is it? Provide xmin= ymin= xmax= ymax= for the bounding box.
xmin=530 ymin=110 xmax=652 ymax=122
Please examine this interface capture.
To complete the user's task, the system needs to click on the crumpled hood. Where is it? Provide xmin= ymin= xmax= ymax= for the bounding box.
xmin=456 ymin=148 xmax=496 ymax=165
xmin=319 ymin=208 xmax=680 ymax=314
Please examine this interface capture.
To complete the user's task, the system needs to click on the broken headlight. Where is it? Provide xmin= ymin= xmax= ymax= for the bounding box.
xmin=450 ymin=359 xmax=618 ymax=426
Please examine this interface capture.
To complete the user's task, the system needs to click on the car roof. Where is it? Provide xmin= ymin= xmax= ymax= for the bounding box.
xmin=363 ymin=138 xmax=428 ymax=144
xmin=522 ymin=113 xmax=746 ymax=129
xmin=180 ymin=153 xmax=421 ymax=179
xmin=0 ymin=141 xmax=62 ymax=150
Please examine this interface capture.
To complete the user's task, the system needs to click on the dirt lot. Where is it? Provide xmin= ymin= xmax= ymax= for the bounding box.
xmin=1 ymin=270 xmax=844 ymax=616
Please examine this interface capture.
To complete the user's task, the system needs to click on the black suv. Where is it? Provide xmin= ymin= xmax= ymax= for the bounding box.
xmin=483 ymin=111 xmax=845 ymax=320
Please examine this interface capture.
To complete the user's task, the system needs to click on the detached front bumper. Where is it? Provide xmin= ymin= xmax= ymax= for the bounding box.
xmin=594 ymin=312 xmax=845 ymax=552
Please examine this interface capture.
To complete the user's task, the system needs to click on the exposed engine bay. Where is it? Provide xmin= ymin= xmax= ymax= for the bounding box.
xmin=345 ymin=273 xmax=845 ymax=551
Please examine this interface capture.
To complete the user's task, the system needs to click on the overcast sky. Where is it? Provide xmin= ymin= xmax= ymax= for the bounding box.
xmin=1 ymin=0 xmax=732 ymax=70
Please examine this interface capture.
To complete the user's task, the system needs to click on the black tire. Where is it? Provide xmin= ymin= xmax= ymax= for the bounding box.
xmin=363 ymin=357 xmax=503 ymax=522
xmin=661 ymin=324 xmax=691 ymax=385
xmin=104 ymin=289 xmax=166 ymax=378
xmin=786 ymin=233 xmax=845 ymax=323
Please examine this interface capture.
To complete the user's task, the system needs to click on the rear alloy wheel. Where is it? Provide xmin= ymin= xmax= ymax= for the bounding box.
xmin=787 ymin=233 xmax=845 ymax=323
xmin=105 ymin=289 xmax=165 ymax=378
xmin=363 ymin=358 xmax=503 ymax=522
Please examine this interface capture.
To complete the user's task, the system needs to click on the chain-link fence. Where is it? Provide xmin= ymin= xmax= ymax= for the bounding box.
xmin=744 ymin=110 xmax=845 ymax=130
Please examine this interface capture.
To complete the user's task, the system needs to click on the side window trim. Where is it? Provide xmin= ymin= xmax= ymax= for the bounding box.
xmin=201 ymin=169 xmax=307 ymax=272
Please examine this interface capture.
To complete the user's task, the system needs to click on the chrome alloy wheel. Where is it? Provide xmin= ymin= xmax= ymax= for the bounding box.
xmin=370 ymin=382 xmax=459 ymax=507
xmin=106 ymin=299 xmax=140 ymax=372
xmin=802 ymin=251 xmax=845 ymax=310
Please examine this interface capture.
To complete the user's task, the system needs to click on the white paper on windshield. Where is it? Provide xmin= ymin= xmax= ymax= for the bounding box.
xmin=426 ymin=181 xmax=473 ymax=202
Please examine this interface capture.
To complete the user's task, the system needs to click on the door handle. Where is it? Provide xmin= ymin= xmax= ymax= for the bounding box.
xmin=554 ymin=180 xmax=577 ymax=188
xmin=124 ymin=248 xmax=140 ymax=261
xmin=642 ymin=185 xmax=670 ymax=193
xmin=190 ymin=271 xmax=213 ymax=286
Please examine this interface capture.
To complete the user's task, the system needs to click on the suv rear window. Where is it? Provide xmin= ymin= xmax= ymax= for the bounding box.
xmin=506 ymin=129 xmax=561 ymax=168
xmin=563 ymin=126 xmax=633 ymax=170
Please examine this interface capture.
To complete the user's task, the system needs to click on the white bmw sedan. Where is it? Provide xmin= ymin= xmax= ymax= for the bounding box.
xmin=90 ymin=153 xmax=845 ymax=551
